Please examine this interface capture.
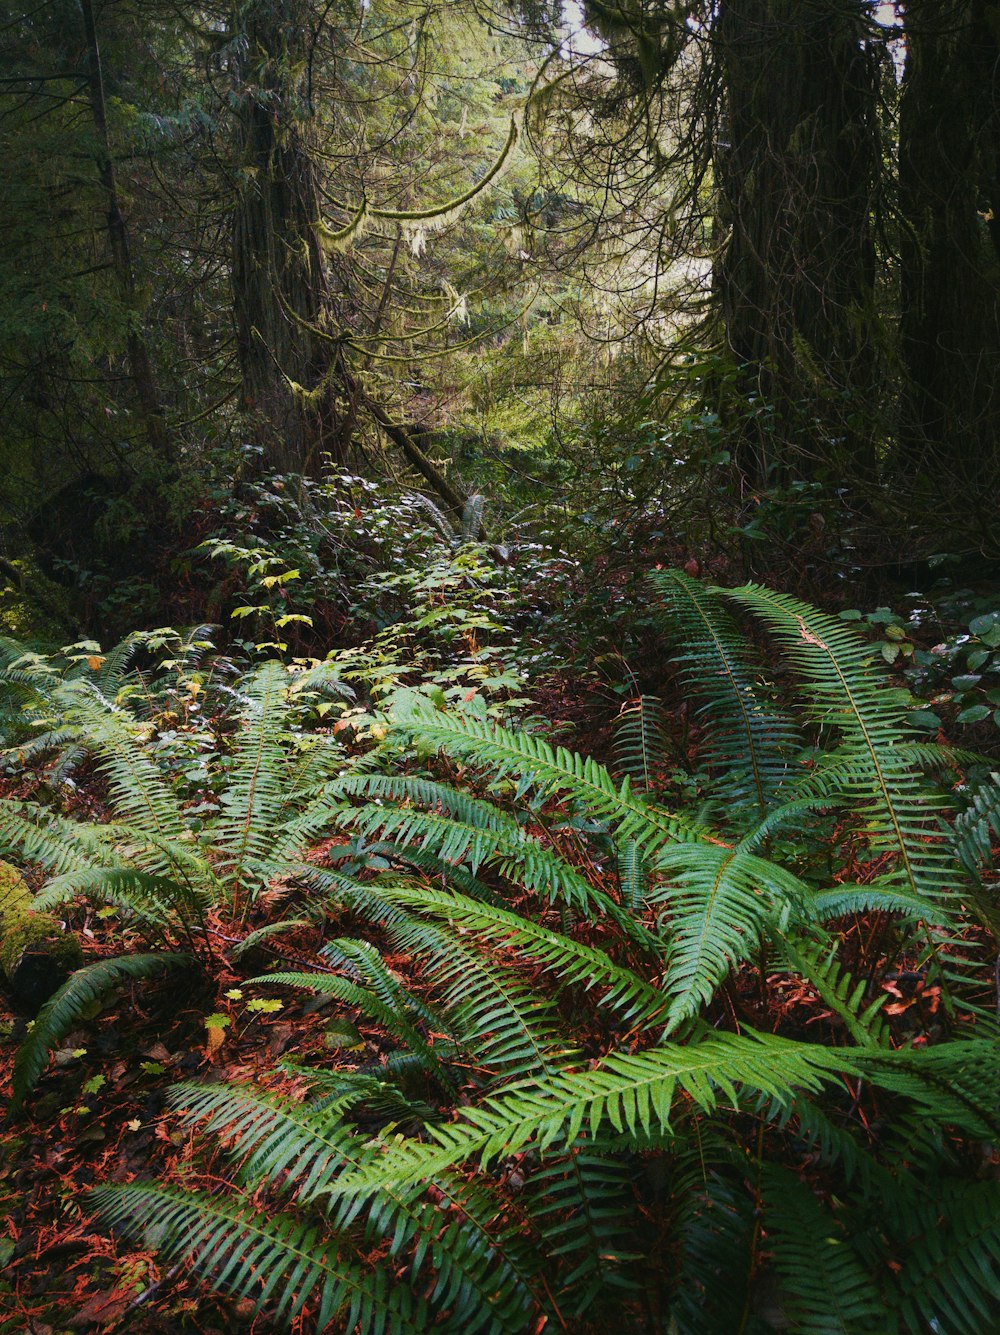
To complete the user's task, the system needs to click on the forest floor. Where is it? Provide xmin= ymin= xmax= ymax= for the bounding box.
xmin=0 ymin=667 xmax=620 ymax=1333
xmin=3 ymin=566 xmax=1000 ymax=1333
xmin=0 ymin=916 xmax=336 ymax=1332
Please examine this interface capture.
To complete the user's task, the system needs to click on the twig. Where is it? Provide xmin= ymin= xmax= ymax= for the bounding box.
xmin=209 ymin=928 xmax=334 ymax=974
xmin=119 ymin=1263 xmax=181 ymax=1319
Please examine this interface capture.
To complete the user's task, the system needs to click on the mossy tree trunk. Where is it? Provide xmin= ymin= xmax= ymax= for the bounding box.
xmin=80 ymin=0 xmax=172 ymax=462
xmin=898 ymin=0 xmax=1000 ymax=541
xmin=713 ymin=0 xmax=881 ymax=493
xmin=230 ymin=0 xmax=344 ymax=475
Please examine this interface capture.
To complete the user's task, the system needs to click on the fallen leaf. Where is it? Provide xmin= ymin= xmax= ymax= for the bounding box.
xmin=67 ymin=1287 xmax=130 ymax=1328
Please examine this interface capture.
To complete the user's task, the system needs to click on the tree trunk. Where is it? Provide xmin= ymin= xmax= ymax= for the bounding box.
xmin=713 ymin=0 xmax=881 ymax=492
xmin=230 ymin=0 xmax=342 ymax=475
xmin=898 ymin=0 xmax=1000 ymax=540
xmin=80 ymin=0 xmax=171 ymax=461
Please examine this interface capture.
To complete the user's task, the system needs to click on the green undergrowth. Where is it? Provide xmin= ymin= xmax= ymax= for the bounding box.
xmin=0 ymin=572 xmax=997 ymax=1333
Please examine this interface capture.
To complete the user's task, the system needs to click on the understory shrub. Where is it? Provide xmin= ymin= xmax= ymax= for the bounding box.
xmin=80 ymin=575 xmax=1000 ymax=1333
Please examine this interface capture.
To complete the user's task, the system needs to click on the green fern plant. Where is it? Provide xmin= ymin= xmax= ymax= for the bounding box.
xmin=9 ymin=953 xmax=192 ymax=1115
xmin=0 ymin=659 xmax=353 ymax=931
xmin=89 ymin=576 xmax=1000 ymax=1332
xmin=0 ymin=656 xmax=356 ymax=1108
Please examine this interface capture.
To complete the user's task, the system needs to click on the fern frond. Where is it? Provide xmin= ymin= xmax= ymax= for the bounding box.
xmin=344 ymin=897 xmax=571 ymax=1079
xmin=245 ymin=790 xmax=346 ymax=889
xmin=90 ymin=1181 xmax=429 ymax=1333
xmin=892 ymin=1181 xmax=1000 ymax=1335
xmin=667 ymin=1170 xmax=754 ymax=1334
xmin=0 ymin=798 xmax=118 ymax=877
xmin=366 ymin=840 xmax=503 ymax=903
xmin=292 ymin=1065 xmax=445 ymax=1127
xmin=31 ymin=866 xmax=215 ymax=932
xmin=321 ymin=936 xmax=442 ymax=1034
xmin=332 ymin=773 xmax=602 ymax=914
xmin=854 ymin=1040 xmax=1000 ymax=1140
xmin=763 ymin=1166 xmax=885 ymax=1333
xmin=733 ymin=795 xmax=833 ymax=852
xmin=522 ymin=1141 xmax=639 ymax=1313
xmin=649 ymin=845 xmax=811 ymax=1025
xmin=389 ymin=703 xmax=709 ymax=855
xmin=322 ymin=1030 xmax=861 ymax=1196
xmin=215 ymin=661 xmax=294 ymax=895
xmin=328 ymin=1030 xmax=999 ymax=1203
xmin=169 ymin=1079 xmax=361 ymax=1196
xmin=618 ymin=839 xmax=648 ymax=913
xmin=613 ymin=695 xmax=669 ymax=794
xmin=377 ymin=885 xmax=668 ymax=1028
xmin=809 ymin=878 xmax=953 ymax=925
xmin=2 ymin=727 xmax=85 ymax=771
xmin=89 ymin=632 xmax=141 ymax=695
xmin=231 ymin=918 xmax=313 ymax=958
xmin=50 ymin=680 xmax=188 ymax=846
xmin=163 ymin=1081 xmax=539 ymax=1332
xmin=332 ymin=777 xmax=659 ymax=948
xmin=726 ymin=585 xmax=954 ymax=904
xmin=953 ymin=771 xmax=1000 ymax=877
xmin=650 ymin=569 xmax=800 ymax=818
xmin=781 ymin=1093 xmax=882 ymax=1190
xmin=10 ymin=952 xmax=192 ymax=1113
xmin=278 ymin=738 xmax=347 ymax=812
xmin=257 ymin=951 xmax=455 ymax=1087
xmin=773 ymin=932 xmax=890 ymax=1046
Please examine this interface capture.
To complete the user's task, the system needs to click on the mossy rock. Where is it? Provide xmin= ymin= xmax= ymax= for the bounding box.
xmin=1 ymin=910 xmax=83 ymax=1016
xmin=0 ymin=861 xmax=32 ymax=929
xmin=0 ymin=911 xmax=83 ymax=975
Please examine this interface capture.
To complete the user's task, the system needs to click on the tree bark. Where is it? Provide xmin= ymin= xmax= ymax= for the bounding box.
xmin=230 ymin=0 xmax=341 ymax=474
xmin=713 ymin=0 xmax=881 ymax=491
xmin=80 ymin=0 xmax=172 ymax=460
xmin=898 ymin=0 xmax=1000 ymax=534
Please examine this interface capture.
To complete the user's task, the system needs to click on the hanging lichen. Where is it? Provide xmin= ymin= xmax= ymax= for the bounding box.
xmin=318 ymin=117 xmax=520 ymax=255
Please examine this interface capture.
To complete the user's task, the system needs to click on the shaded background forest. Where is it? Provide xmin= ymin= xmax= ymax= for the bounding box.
xmin=1 ymin=0 xmax=998 ymax=651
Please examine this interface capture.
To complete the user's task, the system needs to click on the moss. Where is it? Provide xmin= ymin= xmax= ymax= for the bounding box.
xmin=0 ymin=861 xmax=32 ymax=928
xmin=0 ymin=911 xmax=83 ymax=979
xmin=0 ymin=862 xmax=83 ymax=1003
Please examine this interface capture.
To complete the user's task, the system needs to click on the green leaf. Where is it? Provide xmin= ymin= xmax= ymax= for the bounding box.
xmin=905 ymin=709 xmax=941 ymax=730
xmin=324 ymin=1018 xmax=363 ymax=1049
xmin=956 ymin=705 xmax=991 ymax=724
xmin=969 ymin=613 xmax=1000 ymax=646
